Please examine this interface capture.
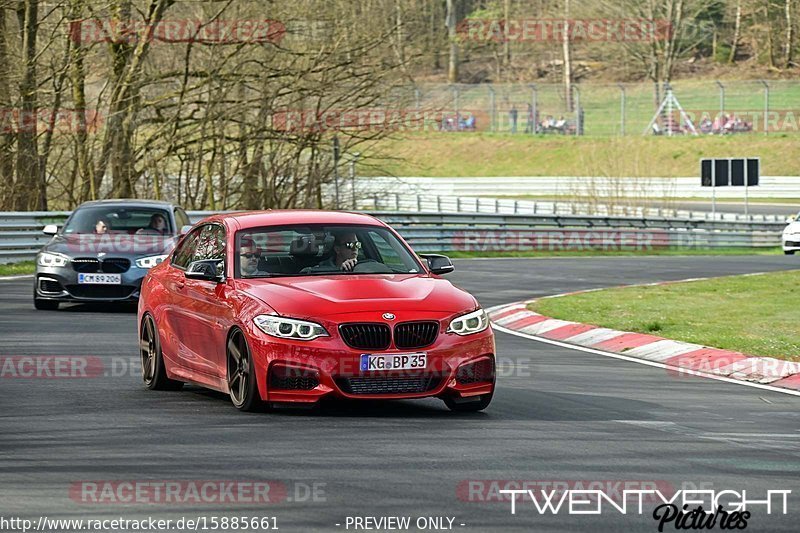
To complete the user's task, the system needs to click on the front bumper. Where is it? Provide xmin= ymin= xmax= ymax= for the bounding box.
xmin=34 ymin=265 xmax=149 ymax=303
xmin=783 ymin=238 xmax=800 ymax=252
xmin=247 ymin=326 xmax=496 ymax=405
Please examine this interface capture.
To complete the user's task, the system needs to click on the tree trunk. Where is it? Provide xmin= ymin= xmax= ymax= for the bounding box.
xmin=70 ymin=0 xmax=94 ymax=202
xmin=729 ymin=0 xmax=741 ymax=63
xmin=563 ymin=0 xmax=573 ymax=111
xmin=14 ymin=0 xmax=43 ymax=210
xmin=430 ymin=0 xmax=440 ymax=69
xmin=95 ymin=0 xmax=172 ymax=199
xmin=786 ymin=0 xmax=795 ymax=67
xmin=766 ymin=0 xmax=776 ymax=68
xmin=446 ymin=0 xmax=458 ymax=83
xmin=0 ymin=5 xmax=14 ymax=209
xmin=503 ymin=0 xmax=511 ymax=67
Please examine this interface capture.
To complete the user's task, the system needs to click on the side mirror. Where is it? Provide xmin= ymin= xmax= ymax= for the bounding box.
xmin=421 ymin=254 xmax=455 ymax=275
xmin=185 ymin=260 xmax=224 ymax=282
xmin=786 ymin=215 xmax=797 ymax=225
xmin=180 ymin=224 xmax=193 ymax=236
xmin=43 ymin=224 xmax=58 ymax=236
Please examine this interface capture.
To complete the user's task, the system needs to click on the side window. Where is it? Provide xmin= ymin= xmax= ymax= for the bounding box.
xmin=174 ymin=207 xmax=190 ymax=229
xmin=193 ymin=225 xmax=226 ymax=276
xmin=171 ymin=228 xmax=202 ymax=269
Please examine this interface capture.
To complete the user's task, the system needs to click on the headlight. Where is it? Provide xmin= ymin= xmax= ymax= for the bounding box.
xmin=447 ymin=308 xmax=489 ymax=336
xmin=37 ymin=252 xmax=70 ymax=268
xmin=253 ymin=314 xmax=329 ymax=341
xmin=135 ymin=255 xmax=168 ymax=268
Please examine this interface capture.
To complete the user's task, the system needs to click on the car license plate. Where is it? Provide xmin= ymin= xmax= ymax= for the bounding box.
xmin=77 ymin=273 xmax=122 ymax=285
xmin=360 ymin=352 xmax=427 ymax=371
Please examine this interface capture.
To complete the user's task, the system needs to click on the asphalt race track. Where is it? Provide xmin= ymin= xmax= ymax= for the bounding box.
xmin=2 ymin=256 xmax=799 ymax=532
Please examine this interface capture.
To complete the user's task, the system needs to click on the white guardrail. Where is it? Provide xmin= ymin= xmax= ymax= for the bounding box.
xmin=0 ymin=206 xmax=787 ymax=264
xmin=356 ymin=176 xmax=800 ymax=200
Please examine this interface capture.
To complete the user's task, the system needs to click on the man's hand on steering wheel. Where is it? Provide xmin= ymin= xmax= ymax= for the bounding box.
xmin=341 ymin=258 xmax=358 ymax=271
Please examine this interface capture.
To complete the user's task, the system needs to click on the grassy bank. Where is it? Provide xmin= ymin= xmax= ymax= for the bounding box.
xmin=365 ymin=133 xmax=800 ymax=177
xmin=530 ymin=270 xmax=800 ymax=361
xmin=0 ymin=261 xmax=35 ymax=276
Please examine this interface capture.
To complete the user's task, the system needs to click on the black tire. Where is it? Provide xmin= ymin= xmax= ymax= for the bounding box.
xmin=140 ymin=314 xmax=183 ymax=391
xmin=33 ymin=298 xmax=59 ymax=310
xmin=443 ymin=392 xmax=493 ymax=412
xmin=227 ymin=329 xmax=264 ymax=412
xmin=33 ymin=285 xmax=59 ymax=310
xmin=785 ymin=250 xmax=796 ymax=255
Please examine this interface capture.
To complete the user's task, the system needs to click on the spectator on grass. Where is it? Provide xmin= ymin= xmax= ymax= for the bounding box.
xmin=509 ymin=106 xmax=518 ymax=133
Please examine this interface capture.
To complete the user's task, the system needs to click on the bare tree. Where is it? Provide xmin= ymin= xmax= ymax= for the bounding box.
xmin=785 ymin=0 xmax=795 ymax=67
xmin=562 ymin=0 xmax=573 ymax=111
xmin=446 ymin=0 xmax=458 ymax=83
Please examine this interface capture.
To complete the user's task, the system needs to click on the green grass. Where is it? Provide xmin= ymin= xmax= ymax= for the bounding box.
xmin=365 ymin=133 xmax=800 ymax=177
xmin=530 ymin=270 xmax=800 ymax=361
xmin=0 ymin=261 xmax=35 ymax=276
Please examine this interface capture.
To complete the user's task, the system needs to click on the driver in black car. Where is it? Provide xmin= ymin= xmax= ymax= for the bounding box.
xmin=315 ymin=231 xmax=361 ymax=272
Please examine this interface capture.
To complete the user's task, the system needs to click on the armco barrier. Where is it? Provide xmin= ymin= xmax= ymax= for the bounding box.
xmin=0 ymin=210 xmax=785 ymax=264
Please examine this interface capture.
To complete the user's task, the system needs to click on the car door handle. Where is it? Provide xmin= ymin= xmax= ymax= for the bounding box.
xmin=175 ymin=282 xmax=185 ymax=290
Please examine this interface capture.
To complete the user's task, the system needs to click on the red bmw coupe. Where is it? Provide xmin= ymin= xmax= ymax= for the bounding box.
xmin=137 ymin=210 xmax=495 ymax=412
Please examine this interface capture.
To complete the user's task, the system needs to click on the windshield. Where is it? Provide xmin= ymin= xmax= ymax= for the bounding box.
xmin=63 ymin=206 xmax=174 ymax=235
xmin=236 ymin=225 xmax=423 ymax=278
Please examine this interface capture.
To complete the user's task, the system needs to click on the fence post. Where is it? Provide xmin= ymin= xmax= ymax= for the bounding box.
xmin=529 ymin=84 xmax=538 ymax=134
xmin=617 ymin=83 xmax=626 ymax=136
xmin=758 ymin=80 xmax=769 ymax=135
xmin=488 ymin=86 xmax=496 ymax=132
xmin=715 ymin=80 xmax=725 ymax=121
xmin=452 ymin=85 xmax=460 ymax=128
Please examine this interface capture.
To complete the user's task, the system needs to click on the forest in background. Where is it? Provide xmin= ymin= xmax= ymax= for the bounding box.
xmin=0 ymin=0 xmax=797 ymax=211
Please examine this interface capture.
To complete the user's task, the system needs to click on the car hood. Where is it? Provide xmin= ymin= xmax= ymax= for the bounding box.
xmin=238 ymin=275 xmax=478 ymax=319
xmin=784 ymin=222 xmax=800 ymax=235
xmin=42 ymin=233 xmax=178 ymax=258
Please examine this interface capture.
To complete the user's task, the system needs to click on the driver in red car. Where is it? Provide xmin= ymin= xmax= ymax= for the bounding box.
xmin=316 ymin=231 xmax=361 ymax=272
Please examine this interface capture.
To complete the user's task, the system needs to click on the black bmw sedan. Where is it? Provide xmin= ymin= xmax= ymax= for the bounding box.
xmin=33 ymin=199 xmax=191 ymax=310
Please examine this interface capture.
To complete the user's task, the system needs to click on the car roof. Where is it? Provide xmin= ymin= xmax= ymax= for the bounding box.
xmin=77 ymin=199 xmax=176 ymax=209
xmin=207 ymin=210 xmax=386 ymax=230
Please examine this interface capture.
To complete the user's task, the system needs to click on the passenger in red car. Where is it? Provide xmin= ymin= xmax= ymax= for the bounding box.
xmin=239 ymin=236 xmax=264 ymax=276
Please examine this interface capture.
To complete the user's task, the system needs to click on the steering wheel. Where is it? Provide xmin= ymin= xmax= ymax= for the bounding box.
xmin=352 ymin=259 xmax=392 ymax=274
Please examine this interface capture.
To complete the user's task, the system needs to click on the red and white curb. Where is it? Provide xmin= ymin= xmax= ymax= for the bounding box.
xmin=488 ymin=299 xmax=800 ymax=396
